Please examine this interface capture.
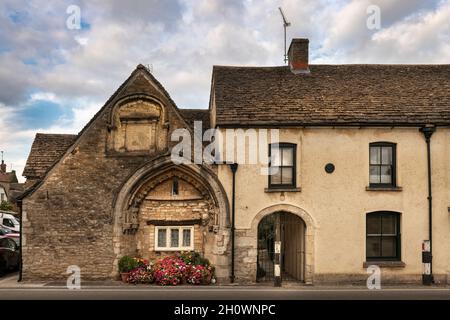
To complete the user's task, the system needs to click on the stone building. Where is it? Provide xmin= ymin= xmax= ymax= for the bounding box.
xmin=0 ymin=158 xmax=22 ymax=209
xmin=20 ymin=39 xmax=450 ymax=285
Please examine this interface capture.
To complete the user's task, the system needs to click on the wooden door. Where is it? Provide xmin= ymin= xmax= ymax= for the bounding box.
xmin=281 ymin=213 xmax=305 ymax=281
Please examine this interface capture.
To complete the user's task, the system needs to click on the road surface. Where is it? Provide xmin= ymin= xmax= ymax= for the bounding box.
xmin=1 ymin=286 xmax=450 ymax=300
xmin=1 ymin=272 xmax=450 ymax=300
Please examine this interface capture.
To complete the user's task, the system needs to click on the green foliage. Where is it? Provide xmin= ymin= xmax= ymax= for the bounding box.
xmin=118 ymin=256 xmax=139 ymax=273
xmin=0 ymin=201 xmax=13 ymax=211
xmin=178 ymin=251 xmax=212 ymax=268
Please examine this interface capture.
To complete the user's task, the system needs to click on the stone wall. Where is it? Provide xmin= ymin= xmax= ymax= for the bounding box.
xmin=234 ymin=228 xmax=258 ymax=283
xmin=22 ymin=67 xmax=230 ymax=281
xmin=135 ymin=178 xmax=212 ymax=261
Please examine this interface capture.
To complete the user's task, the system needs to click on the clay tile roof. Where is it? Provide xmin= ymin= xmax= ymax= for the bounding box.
xmin=212 ymin=65 xmax=450 ymax=127
xmin=179 ymin=109 xmax=210 ymax=131
xmin=0 ymin=172 xmax=17 ymax=183
xmin=23 ymin=133 xmax=77 ymax=179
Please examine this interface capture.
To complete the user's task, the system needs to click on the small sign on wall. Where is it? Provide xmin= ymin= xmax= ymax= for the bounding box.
xmin=274 ymin=241 xmax=281 ymax=254
xmin=422 ymin=240 xmax=431 ymax=252
xmin=274 ymin=264 xmax=280 ymax=277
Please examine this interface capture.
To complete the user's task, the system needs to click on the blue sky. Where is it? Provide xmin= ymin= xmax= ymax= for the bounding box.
xmin=0 ymin=0 xmax=449 ymax=182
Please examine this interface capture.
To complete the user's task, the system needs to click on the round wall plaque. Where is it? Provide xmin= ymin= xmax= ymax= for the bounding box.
xmin=325 ymin=163 xmax=335 ymax=174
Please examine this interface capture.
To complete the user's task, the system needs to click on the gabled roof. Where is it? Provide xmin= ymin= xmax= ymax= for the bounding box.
xmin=0 ymin=171 xmax=17 ymax=183
xmin=75 ymin=64 xmax=193 ymax=142
xmin=179 ymin=109 xmax=210 ymax=132
xmin=21 ymin=109 xmax=207 ymax=183
xmin=212 ymin=65 xmax=450 ymax=127
xmin=23 ymin=133 xmax=77 ymax=179
xmin=20 ymin=65 xmax=206 ymax=199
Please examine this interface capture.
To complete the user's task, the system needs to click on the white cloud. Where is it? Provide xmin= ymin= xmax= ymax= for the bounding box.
xmin=319 ymin=0 xmax=449 ymax=63
xmin=0 ymin=0 xmax=449 ymax=183
xmin=29 ymin=92 xmax=61 ymax=103
xmin=74 ymin=36 xmax=89 ymax=46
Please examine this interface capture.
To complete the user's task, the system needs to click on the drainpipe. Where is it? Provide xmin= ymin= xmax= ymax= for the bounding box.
xmin=420 ymin=125 xmax=436 ymax=285
xmin=229 ymin=163 xmax=238 ymax=283
xmin=18 ymin=199 xmax=23 ymax=282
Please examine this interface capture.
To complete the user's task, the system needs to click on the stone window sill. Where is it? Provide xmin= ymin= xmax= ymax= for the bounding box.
xmin=264 ymin=187 xmax=301 ymax=193
xmin=363 ymin=261 xmax=406 ymax=268
xmin=366 ymin=186 xmax=403 ymax=192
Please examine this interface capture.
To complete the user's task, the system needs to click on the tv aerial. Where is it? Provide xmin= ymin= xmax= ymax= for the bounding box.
xmin=278 ymin=7 xmax=291 ymax=64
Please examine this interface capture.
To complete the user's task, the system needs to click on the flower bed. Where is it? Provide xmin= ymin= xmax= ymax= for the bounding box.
xmin=153 ymin=256 xmax=186 ymax=286
xmin=118 ymin=252 xmax=215 ymax=286
xmin=186 ymin=264 xmax=214 ymax=285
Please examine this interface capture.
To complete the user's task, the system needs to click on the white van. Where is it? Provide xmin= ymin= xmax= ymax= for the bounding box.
xmin=0 ymin=212 xmax=20 ymax=233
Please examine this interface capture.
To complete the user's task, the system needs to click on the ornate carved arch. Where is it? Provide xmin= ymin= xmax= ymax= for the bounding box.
xmin=108 ymin=94 xmax=168 ymax=127
xmin=111 ymin=156 xmax=230 ymax=275
xmin=125 ymin=167 xmax=218 ymax=231
xmin=106 ymin=94 xmax=169 ymax=154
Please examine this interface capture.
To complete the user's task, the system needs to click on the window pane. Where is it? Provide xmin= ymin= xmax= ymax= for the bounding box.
xmin=269 ymin=165 xmax=280 ymax=176
xmin=4 ymin=219 xmax=14 ymax=228
xmin=282 ymin=147 xmax=293 ymax=166
xmin=381 ymin=237 xmax=397 ymax=257
xmin=170 ymin=229 xmax=179 ymax=247
xmin=271 ymin=146 xmax=281 ymax=166
xmin=369 ymin=165 xmax=380 ymax=184
xmin=367 ymin=215 xmax=381 ymax=235
xmin=157 ymin=229 xmax=166 ymax=247
xmin=380 ymin=166 xmax=392 ymax=184
xmin=382 ymin=215 xmax=397 ymax=235
xmin=281 ymin=167 xmax=293 ymax=185
xmin=370 ymin=147 xmax=380 ymax=164
xmin=172 ymin=178 xmax=179 ymax=196
xmin=366 ymin=237 xmax=381 ymax=258
xmin=182 ymin=229 xmax=191 ymax=247
xmin=381 ymin=147 xmax=392 ymax=165
xmin=271 ymin=170 xmax=282 ymax=185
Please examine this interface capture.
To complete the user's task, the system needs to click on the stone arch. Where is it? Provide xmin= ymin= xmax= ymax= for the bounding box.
xmin=106 ymin=94 xmax=169 ymax=153
xmin=108 ymin=94 xmax=168 ymax=126
xmin=125 ymin=167 xmax=218 ymax=231
xmin=111 ymin=155 xmax=230 ymax=277
xmin=251 ymin=204 xmax=316 ymax=284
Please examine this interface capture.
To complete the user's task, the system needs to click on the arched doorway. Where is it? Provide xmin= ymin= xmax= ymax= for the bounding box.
xmin=111 ymin=156 xmax=231 ymax=280
xmin=257 ymin=212 xmax=306 ymax=282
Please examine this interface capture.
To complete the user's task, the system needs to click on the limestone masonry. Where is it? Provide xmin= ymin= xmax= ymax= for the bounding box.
xmin=19 ymin=39 xmax=450 ymax=285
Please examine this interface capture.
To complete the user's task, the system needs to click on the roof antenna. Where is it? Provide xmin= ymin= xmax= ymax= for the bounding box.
xmin=278 ymin=7 xmax=291 ymax=64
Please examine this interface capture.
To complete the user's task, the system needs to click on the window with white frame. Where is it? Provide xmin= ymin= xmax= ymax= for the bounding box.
xmin=155 ymin=226 xmax=194 ymax=251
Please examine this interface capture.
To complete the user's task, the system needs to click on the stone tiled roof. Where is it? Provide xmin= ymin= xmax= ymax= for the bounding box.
xmin=212 ymin=65 xmax=450 ymax=127
xmin=21 ymin=110 xmax=209 ymax=181
xmin=7 ymin=182 xmax=24 ymax=202
xmin=23 ymin=133 xmax=77 ymax=179
xmin=179 ymin=109 xmax=210 ymax=131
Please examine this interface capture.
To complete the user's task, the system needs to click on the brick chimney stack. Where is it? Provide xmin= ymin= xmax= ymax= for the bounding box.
xmin=0 ymin=160 xmax=6 ymax=173
xmin=288 ymin=38 xmax=310 ymax=74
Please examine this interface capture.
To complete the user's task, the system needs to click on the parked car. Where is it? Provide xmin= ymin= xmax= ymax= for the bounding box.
xmin=0 ymin=213 xmax=19 ymax=233
xmin=0 ymin=227 xmax=20 ymax=248
xmin=0 ymin=228 xmax=11 ymax=236
xmin=0 ymin=236 xmax=20 ymax=275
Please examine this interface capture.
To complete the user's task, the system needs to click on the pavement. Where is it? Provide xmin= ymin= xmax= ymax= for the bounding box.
xmin=1 ymin=272 xmax=450 ymax=300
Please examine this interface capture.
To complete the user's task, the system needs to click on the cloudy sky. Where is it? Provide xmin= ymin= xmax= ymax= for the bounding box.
xmin=1 ymin=0 xmax=449 ymax=182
